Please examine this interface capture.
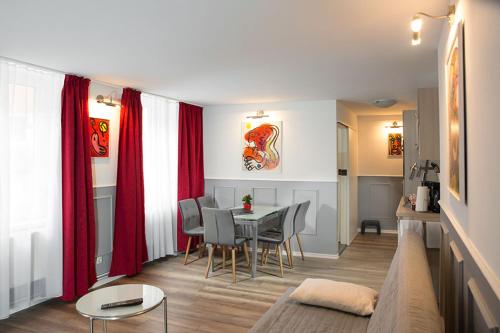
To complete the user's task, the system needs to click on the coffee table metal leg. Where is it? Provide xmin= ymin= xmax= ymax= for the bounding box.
xmin=163 ymin=297 xmax=168 ymax=333
xmin=103 ymin=320 xmax=107 ymax=333
xmin=89 ymin=318 xmax=94 ymax=333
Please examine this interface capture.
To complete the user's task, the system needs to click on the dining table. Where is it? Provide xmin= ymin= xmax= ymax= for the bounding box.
xmin=207 ymin=205 xmax=283 ymax=278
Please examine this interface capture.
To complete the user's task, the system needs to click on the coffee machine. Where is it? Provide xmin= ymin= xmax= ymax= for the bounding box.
xmin=423 ymin=181 xmax=440 ymax=213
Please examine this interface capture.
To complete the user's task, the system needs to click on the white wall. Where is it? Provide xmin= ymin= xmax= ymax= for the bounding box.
xmin=357 ymin=115 xmax=403 ymax=177
xmin=89 ymin=83 xmax=122 ymax=187
xmin=438 ymin=0 xmax=500 ymax=277
xmin=203 ymin=100 xmax=337 ymax=182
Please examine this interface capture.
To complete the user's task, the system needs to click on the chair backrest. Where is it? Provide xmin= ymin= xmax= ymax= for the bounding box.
xmin=178 ymin=199 xmax=201 ymax=233
xmin=197 ymin=195 xmax=217 ymax=209
xmin=294 ymin=201 xmax=311 ymax=234
xmin=201 ymin=207 xmax=236 ymax=246
xmin=200 ymin=207 xmax=219 ymax=244
xmin=281 ymin=203 xmax=300 ymax=241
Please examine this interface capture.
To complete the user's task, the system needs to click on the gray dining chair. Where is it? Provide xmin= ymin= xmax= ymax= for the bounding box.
xmin=257 ymin=203 xmax=299 ymax=277
xmin=201 ymin=207 xmax=250 ymax=283
xmin=196 ymin=195 xmax=217 ymax=209
xmin=178 ymin=198 xmax=205 ymax=265
xmin=293 ymin=201 xmax=311 ymax=261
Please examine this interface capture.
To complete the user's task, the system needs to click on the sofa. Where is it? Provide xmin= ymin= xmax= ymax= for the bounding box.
xmin=249 ymin=230 xmax=442 ymax=333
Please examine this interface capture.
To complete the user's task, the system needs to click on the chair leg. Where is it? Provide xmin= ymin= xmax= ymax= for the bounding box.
xmin=184 ymin=236 xmax=192 ymax=265
xmin=243 ymin=242 xmax=250 ymax=269
xmin=205 ymin=246 xmax=214 ymax=279
xmin=275 ymin=244 xmax=279 ymax=257
xmin=285 ymin=239 xmax=293 ymax=268
xmin=260 ymin=243 xmax=266 ymax=266
xmin=198 ymin=242 xmax=205 ymax=259
xmin=264 ymin=243 xmax=270 ymax=265
xmin=231 ymin=247 xmax=237 ymax=284
xmin=222 ymin=246 xmax=226 ymax=269
xmin=277 ymin=244 xmax=284 ymax=278
xmin=296 ymin=234 xmax=305 ymax=260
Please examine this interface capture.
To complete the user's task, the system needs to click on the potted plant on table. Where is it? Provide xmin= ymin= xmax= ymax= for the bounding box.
xmin=242 ymin=194 xmax=253 ymax=211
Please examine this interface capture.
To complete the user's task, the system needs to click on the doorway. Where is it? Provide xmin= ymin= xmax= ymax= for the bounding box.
xmin=337 ymin=123 xmax=349 ymax=254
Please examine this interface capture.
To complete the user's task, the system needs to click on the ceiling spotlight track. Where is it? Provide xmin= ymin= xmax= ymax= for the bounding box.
xmin=410 ymin=5 xmax=456 ymax=46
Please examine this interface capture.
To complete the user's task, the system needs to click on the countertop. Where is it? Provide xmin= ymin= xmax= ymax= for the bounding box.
xmin=396 ymin=196 xmax=440 ymax=222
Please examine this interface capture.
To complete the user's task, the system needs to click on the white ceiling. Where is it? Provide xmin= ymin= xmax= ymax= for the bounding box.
xmin=0 ymin=0 xmax=447 ymax=106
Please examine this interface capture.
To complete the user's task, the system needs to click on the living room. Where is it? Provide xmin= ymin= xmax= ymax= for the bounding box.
xmin=0 ymin=1 xmax=499 ymax=332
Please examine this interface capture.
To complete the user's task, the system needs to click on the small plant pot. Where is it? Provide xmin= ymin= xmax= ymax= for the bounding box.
xmin=243 ymin=203 xmax=252 ymax=211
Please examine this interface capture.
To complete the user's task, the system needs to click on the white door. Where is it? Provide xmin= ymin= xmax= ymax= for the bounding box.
xmin=337 ymin=123 xmax=349 ymax=247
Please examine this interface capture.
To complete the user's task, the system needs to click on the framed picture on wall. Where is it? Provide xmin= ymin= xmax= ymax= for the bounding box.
xmin=241 ymin=120 xmax=282 ymax=172
xmin=89 ymin=117 xmax=110 ymax=157
xmin=388 ymin=132 xmax=403 ymax=157
xmin=446 ymin=20 xmax=467 ymax=203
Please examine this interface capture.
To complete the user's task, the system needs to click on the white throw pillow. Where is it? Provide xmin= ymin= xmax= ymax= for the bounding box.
xmin=289 ymin=278 xmax=378 ymax=316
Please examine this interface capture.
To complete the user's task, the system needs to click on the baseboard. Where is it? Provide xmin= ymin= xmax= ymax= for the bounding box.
xmin=285 ymin=250 xmax=339 ymax=259
xmin=357 ymin=228 xmax=398 ymax=234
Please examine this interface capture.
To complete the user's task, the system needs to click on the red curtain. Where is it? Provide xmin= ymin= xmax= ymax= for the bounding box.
xmin=177 ymin=102 xmax=205 ymax=252
xmin=61 ymin=75 xmax=96 ymax=301
xmin=109 ymin=88 xmax=148 ymax=276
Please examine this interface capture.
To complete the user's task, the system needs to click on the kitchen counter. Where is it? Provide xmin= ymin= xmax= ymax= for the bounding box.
xmin=396 ymin=196 xmax=440 ymax=222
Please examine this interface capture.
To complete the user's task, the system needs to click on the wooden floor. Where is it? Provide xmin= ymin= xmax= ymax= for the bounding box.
xmin=0 ymin=233 xmax=397 ymax=333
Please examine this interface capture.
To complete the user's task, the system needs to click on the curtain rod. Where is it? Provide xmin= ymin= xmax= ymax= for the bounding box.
xmin=0 ymin=56 xmax=204 ymax=107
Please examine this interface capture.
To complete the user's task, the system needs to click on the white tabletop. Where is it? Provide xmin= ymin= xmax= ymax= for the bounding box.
xmin=233 ymin=205 xmax=283 ymax=221
xmin=76 ymin=284 xmax=165 ymax=320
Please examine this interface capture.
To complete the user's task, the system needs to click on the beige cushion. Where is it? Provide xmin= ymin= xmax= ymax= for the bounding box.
xmin=289 ymin=278 xmax=378 ymax=316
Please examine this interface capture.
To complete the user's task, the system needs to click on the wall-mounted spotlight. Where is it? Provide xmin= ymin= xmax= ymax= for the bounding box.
xmin=246 ymin=110 xmax=269 ymax=119
xmin=411 ymin=5 xmax=456 ymax=46
xmin=96 ymin=92 xmax=120 ymax=107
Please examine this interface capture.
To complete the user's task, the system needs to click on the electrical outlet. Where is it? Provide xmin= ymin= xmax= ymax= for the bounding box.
xmin=96 ymin=256 xmax=103 ymax=265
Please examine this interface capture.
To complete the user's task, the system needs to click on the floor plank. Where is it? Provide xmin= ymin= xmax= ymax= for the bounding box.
xmin=0 ymin=233 xmax=397 ymax=333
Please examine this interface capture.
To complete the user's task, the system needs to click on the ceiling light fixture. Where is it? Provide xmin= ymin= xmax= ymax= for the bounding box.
xmin=246 ymin=110 xmax=269 ymax=119
xmin=96 ymin=92 xmax=120 ymax=107
xmin=373 ymin=99 xmax=397 ymax=108
xmin=411 ymin=5 xmax=456 ymax=46
xmin=385 ymin=121 xmax=403 ymax=129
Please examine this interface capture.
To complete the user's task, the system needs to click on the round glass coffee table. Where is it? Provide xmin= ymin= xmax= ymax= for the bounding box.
xmin=76 ymin=284 xmax=167 ymax=333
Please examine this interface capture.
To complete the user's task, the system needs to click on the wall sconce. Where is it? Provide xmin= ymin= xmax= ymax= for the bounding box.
xmin=411 ymin=5 xmax=456 ymax=46
xmin=246 ymin=110 xmax=269 ymax=119
xmin=385 ymin=121 xmax=403 ymax=129
xmin=96 ymin=92 xmax=120 ymax=107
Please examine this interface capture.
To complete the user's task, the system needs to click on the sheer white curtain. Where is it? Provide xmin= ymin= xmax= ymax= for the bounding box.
xmin=141 ymin=93 xmax=179 ymax=259
xmin=0 ymin=60 xmax=64 ymax=319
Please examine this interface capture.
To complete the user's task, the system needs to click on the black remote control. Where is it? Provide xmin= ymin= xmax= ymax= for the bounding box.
xmin=101 ymin=298 xmax=143 ymax=309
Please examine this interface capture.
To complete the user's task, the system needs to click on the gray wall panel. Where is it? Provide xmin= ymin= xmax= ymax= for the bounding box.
xmin=358 ymin=176 xmax=403 ymax=231
xmin=440 ymin=212 xmax=500 ymax=333
xmin=213 ymin=186 xmax=236 ymax=208
xmin=205 ymin=179 xmax=338 ymax=255
xmin=93 ymin=186 xmax=116 ymax=278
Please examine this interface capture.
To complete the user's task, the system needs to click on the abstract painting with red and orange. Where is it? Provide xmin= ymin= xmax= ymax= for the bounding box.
xmin=89 ymin=117 xmax=109 ymax=157
xmin=242 ymin=121 xmax=281 ymax=172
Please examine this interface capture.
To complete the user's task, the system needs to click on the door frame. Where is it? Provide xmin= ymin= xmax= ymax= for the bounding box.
xmin=337 ymin=122 xmax=350 ymax=247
